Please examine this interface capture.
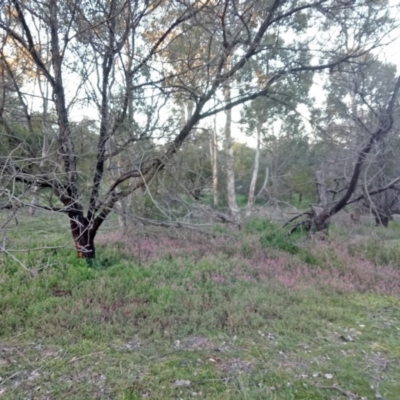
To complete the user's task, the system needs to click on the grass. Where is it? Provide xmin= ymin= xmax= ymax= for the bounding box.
xmin=0 ymin=213 xmax=400 ymax=399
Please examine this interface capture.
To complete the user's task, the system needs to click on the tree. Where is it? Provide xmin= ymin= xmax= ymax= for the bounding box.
xmin=288 ymin=60 xmax=400 ymax=234
xmin=223 ymin=63 xmax=241 ymax=221
xmin=240 ymin=71 xmax=313 ymax=214
xmin=0 ymin=0 xmax=396 ymax=258
xmin=362 ymin=141 xmax=400 ymax=227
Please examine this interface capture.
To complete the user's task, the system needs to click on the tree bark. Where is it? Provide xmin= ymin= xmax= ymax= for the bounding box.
xmin=29 ymin=75 xmax=49 ymax=216
xmin=316 ymin=170 xmax=327 ymax=207
xmin=70 ymin=216 xmax=96 ymax=259
xmin=223 ymin=75 xmax=240 ymax=222
xmin=116 ymin=200 xmax=128 ymax=232
xmin=29 ymin=185 xmax=39 ymax=216
xmin=246 ymin=116 xmax=262 ymax=216
xmin=257 ymin=166 xmax=269 ymax=198
xmin=211 ymin=110 xmax=218 ymax=207
xmin=307 ymin=171 xmax=330 ymax=237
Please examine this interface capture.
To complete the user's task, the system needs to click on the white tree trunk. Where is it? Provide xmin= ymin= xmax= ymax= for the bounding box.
xmin=116 ymin=179 xmax=134 ymax=232
xmin=29 ymin=132 xmax=47 ymax=215
xmin=29 ymin=76 xmax=49 ymax=216
xmin=211 ymin=111 xmax=218 ymax=207
xmin=257 ymin=166 xmax=269 ymax=198
xmin=29 ymin=185 xmax=40 ymax=216
xmin=115 ymin=161 xmax=130 ymax=232
xmin=223 ymin=80 xmax=240 ymax=222
xmin=316 ymin=170 xmax=327 ymax=207
xmin=116 ymin=201 xmax=124 ymax=228
xmin=246 ymin=117 xmax=262 ymax=216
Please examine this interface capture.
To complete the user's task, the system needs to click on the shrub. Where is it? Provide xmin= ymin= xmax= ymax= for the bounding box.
xmin=244 ymin=218 xmax=306 ymax=255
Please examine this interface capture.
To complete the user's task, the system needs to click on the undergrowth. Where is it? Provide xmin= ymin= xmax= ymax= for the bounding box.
xmin=0 ymin=213 xmax=399 ymax=399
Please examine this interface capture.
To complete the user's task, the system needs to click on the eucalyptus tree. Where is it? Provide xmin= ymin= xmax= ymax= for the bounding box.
xmin=0 ymin=0 xmax=397 ymax=258
xmin=355 ymin=63 xmax=400 ymax=226
xmin=288 ymin=59 xmax=400 ymax=234
xmin=240 ymin=72 xmax=313 ymax=214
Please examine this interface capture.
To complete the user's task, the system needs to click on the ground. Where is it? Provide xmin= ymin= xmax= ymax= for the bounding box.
xmin=0 ymin=212 xmax=400 ymax=399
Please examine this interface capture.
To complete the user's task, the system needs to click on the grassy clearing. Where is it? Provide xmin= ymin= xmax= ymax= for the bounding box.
xmin=0 ymin=214 xmax=400 ymax=399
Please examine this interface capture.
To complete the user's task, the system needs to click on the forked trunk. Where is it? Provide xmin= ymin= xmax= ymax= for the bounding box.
xmin=70 ymin=216 xmax=96 ymax=259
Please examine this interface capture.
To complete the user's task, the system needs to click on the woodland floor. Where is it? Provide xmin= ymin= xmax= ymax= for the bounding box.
xmin=0 ymin=212 xmax=400 ymax=399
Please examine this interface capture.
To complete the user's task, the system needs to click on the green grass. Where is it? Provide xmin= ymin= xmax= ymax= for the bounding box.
xmin=0 ymin=212 xmax=400 ymax=399
xmin=243 ymin=218 xmax=324 ymax=266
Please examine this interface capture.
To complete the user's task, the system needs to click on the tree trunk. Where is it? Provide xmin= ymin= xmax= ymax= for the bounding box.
xmin=310 ymin=209 xmax=331 ymax=237
xmin=311 ymin=171 xmax=330 ymax=236
xmin=30 ymin=64 xmax=50 ymax=215
xmin=223 ymin=75 xmax=240 ymax=222
xmin=290 ymin=172 xmax=331 ymax=237
xmin=70 ymin=216 xmax=96 ymax=259
xmin=115 ymin=188 xmax=133 ymax=232
xmin=29 ymin=185 xmax=39 ymax=216
xmin=29 ymin=125 xmax=48 ymax=215
xmin=211 ymin=108 xmax=218 ymax=207
xmin=374 ymin=213 xmax=390 ymax=227
xmin=246 ymin=116 xmax=262 ymax=216
xmin=116 ymin=199 xmax=128 ymax=232
xmin=316 ymin=170 xmax=328 ymax=207
xmin=256 ymin=166 xmax=269 ymax=198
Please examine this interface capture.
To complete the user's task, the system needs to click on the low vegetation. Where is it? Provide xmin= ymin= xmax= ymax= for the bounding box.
xmin=0 ymin=213 xmax=400 ymax=399
xmin=1 ymin=2 xmax=399 ymax=398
